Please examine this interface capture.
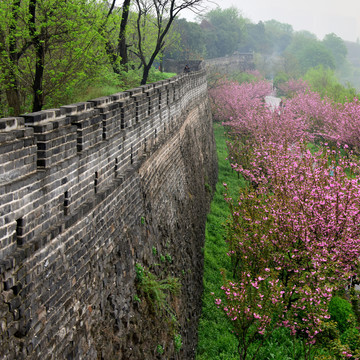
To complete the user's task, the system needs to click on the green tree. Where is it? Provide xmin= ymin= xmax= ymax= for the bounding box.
xmin=263 ymin=19 xmax=293 ymax=54
xmin=0 ymin=0 xmax=107 ymax=115
xmin=202 ymin=7 xmax=247 ymax=58
xmin=304 ymin=65 xmax=358 ymax=102
xmin=242 ymin=21 xmax=268 ymax=53
xmin=285 ymin=32 xmax=335 ymax=75
xmin=119 ymin=0 xmax=131 ymax=68
xmin=98 ymin=0 xmax=131 ymax=74
xmin=298 ymin=42 xmax=335 ymax=72
xmin=132 ymin=0 xmax=204 ymax=85
xmin=322 ymin=32 xmax=347 ymax=68
xmin=164 ymin=18 xmax=206 ymax=60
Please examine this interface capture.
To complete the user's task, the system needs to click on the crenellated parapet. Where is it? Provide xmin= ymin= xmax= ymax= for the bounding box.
xmin=0 ymin=68 xmax=207 ymax=261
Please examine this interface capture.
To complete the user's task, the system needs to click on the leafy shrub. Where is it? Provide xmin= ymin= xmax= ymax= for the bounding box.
xmin=304 ymin=66 xmax=359 ymax=103
xmin=156 ymin=344 xmax=164 ymax=354
xmin=147 ymin=68 xmax=176 ymax=83
xmin=273 ymin=71 xmax=290 ymax=96
xmin=341 ymin=327 xmax=360 ymax=352
xmin=328 ymin=296 xmax=354 ymax=333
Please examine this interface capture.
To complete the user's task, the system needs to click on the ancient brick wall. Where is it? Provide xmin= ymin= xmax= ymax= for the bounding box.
xmin=163 ymin=54 xmax=254 ymax=75
xmin=205 ymin=53 xmax=255 ymax=74
xmin=0 ymin=68 xmax=217 ymax=359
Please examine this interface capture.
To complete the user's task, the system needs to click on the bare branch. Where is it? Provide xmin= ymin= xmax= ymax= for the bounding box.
xmin=134 ymin=0 xmax=205 ymax=84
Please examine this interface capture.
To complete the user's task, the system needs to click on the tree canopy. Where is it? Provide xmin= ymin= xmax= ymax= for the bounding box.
xmin=0 ymin=1 xmax=358 ymax=116
xmin=201 ymin=7 xmax=247 ymax=58
xmin=0 ymin=0 xmax=107 ymax=115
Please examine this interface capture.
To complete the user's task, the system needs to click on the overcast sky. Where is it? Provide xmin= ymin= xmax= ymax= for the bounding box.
xmin=181 ymin=0 xmax=360 ymax=43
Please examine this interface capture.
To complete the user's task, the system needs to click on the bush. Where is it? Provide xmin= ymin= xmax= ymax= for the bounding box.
xmin=341 ymin=327 xmax=360 ymax=352
xmin=328 ymin=296 xmax=354 ymax=334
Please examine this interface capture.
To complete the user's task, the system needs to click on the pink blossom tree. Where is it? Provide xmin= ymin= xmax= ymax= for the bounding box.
xmin=210 ymin=78 xmax=360 ymax=359
xmin=220 ymin=142 xmax=360 ymax=359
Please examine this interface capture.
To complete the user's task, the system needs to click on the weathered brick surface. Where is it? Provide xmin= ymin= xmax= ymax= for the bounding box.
xmin=204 ymin=53 xmax=255 ymax=74
xmin=164 ymin=54 xmax=255 ymax=74
xmin=0 ymin=66 xmax=217 ymax=359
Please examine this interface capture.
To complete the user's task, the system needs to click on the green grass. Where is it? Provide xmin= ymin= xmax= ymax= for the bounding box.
xmin=196 ymin=123 xmax=245 ymax=359
xmin=65 ymin=68 xmax=176 ymax=105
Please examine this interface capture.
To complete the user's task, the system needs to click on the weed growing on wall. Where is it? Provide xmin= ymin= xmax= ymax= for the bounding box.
xmin=135 ymin=263 xmax=180 ymax=317
xmin=174 ymin=333 xmax=182 ymax=353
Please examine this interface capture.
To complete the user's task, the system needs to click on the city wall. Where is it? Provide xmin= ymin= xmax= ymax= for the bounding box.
xmin=163 ymin=53 xmax=254 ymax=75
xmin=0 ymin=66 xmax=217 ymax=359
xmin=204 ymin=53 xmax=255 ymax=74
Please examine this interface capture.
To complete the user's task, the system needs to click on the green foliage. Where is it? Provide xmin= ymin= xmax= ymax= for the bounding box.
xmin=174 ymin=333 xmax=182 ymax=352
xmin=341 ymin=327 xmax=360 ymax=353
xmin=229 ymin=71 xmax=260 ymax=84
xmin=250 ymin=328 xmax=303 ymax=359
xmin=55 ymin=66 xmax=125 ymax=107
xmin=0 ymin=0 xmax=107 ymax=115
xmin=203 ymin=7 xmax=247 ymax=58
xmin=146 ymin=69 xmax=176 ymax=84
xmin=156 ymin=344 xmax=164 ymax=354
xmin=129 ymin=0 xmax=189 ymax=85
xmin=263 ymin=20 xmax=294 ymax=54
xmin=304 ymin=66 xmax=359 ymax=103
xmin=323 ymin=33 xmax=348 ymax=68
xmin=314 ymin=320 xmax=355 ymax=359
xmin=65 ymin=66 xmax=175 ymax=105
xmin=135 ymin=264 xmax=180 ymax=320
xmin=285 ymin=34 xmax=335 ymax=75
xmin=135 ymin=263 xmax=145 ymax=282
xmin=328 ymin=296 xmax=355 ymax=334
xmin=273 ymin=71 xmax=290 ymax=96
xmin=164 ymin=18 xmax=206 ymax=60
xmin=152 ymin=247 xmax=157 ymax=256
xmin=241 ymin=21 xmax=267 ymax=53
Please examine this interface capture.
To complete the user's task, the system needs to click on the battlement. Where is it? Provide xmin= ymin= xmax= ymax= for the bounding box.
xmin=0 ymin=68 xmax=207 ymax=265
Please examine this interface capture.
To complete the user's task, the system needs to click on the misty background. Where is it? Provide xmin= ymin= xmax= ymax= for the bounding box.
xmin=181 ymin=0 xmax=360 ymax=43
xmin=169 ymin=0 xmax=360 ymax=94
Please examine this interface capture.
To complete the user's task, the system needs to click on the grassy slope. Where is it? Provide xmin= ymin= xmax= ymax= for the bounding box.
xmin=196 ymin=123 xmax=242 ymax=359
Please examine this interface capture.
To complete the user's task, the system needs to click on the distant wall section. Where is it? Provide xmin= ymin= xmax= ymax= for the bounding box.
xmin=163 ymin=53 xmax=254 ymax=75
xmin=204 ymin=53 xmax=255 ymax=74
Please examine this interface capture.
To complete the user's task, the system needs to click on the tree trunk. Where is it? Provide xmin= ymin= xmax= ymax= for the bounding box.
xmin=4 ymin=0 xmax=21 ymax=115
xmin=119 ymin=0 xmax=131 ymax=69
xmin=32 ymin=42 xmax=45 ymax=112
xmin=5 ymin=83 xmax=21 ymax=116
xmin=29 ymin=0 xmax=45 ymax=112
xmin=140 ymin=64 xmax=151 ymax=85
xmin=4 ymin=56 xmax=21 ymax=115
